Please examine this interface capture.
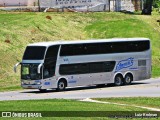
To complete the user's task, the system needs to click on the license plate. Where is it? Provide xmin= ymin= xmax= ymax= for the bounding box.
xmin=28 ymin=86 xmax=32 ymax=88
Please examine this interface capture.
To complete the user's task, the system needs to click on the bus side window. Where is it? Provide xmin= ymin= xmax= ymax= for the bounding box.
xmin=89 ymin=62 xmax=103 ymax=73
xmin=60 ymin=45 xmax=75 ymax=56
xmin=103 ymin=61 xmax=116 ymax=72
xmin=45 ymin=45 xmax=59 ymax=60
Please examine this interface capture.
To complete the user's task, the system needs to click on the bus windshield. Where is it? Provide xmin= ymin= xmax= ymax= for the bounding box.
xmin=23 ymin=46 xmax=46 ymax=60
xmin=21 ymin=64 xmax=42 ymax=80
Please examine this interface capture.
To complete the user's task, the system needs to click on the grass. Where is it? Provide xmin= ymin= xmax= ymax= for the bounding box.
xmin=0 ymin=99 xmax=145 ymax=111
xmin=94 ymin=97 xmax=160 ymax=109
xmin=0 ymin=98 xmax=159 ymax=120
xmin=0 ymin=12 xmax=160 ymax=91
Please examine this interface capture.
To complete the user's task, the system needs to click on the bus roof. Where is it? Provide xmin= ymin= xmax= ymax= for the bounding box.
xmin=28 ymin=38 xmax=150 ymax=47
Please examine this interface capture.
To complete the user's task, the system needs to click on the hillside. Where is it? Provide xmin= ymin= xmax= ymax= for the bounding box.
xmin=0 ymin=12 xmax=160 ymax=91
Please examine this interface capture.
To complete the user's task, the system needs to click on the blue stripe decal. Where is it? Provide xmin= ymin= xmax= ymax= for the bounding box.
xmin=68 ymin=80 xmax=77 ymax=83
xmin=44 ymin=82 xmax=50 ymax=85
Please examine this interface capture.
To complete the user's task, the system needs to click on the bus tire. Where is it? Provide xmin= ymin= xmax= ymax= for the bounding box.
xmin=124 ymin=73 xmax=133 ymax=85
xmin=114 ymin=74 xmax=123 ymax=86
xmin=39 ymin=89 xmax=47 ymax=92
xmin=56 ymin=79 xmax=66 ymax=92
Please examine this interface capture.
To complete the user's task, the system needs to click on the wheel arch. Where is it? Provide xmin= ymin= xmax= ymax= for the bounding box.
xmin=114 ymin=72 xmax=123 ymax=80
xmin=57 ymin=77 xmax=68 ymax=87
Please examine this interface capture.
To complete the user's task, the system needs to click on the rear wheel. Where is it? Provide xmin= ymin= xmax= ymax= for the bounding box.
xmin=124 ymin=74 xmax=133 ymax=85
xmin=56 ymin=80 xmax=66 ymax=91
xmin=114 ymin=75 xmax=123 ymax=86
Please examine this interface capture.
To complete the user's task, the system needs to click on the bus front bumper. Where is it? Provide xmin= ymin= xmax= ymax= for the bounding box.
xmin=21 ymin=79 xmax=58 ymax=89
xmin=21 ymin=84 xmax=42 ymax=89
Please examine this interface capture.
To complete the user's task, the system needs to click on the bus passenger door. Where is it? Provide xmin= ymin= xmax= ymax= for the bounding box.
xmin=80 ymin=74 xmax=93 ymax=86
xmin=89 ymin=62 xmax=105 ymax=85
xmin=101 ymin=61 xmax=116 ymax=83
xmin=100 ymin=72 xmax=112 ymax=83
xmin=91 ymin=61 xmax=115 ymax=84
xmin=91 ymin=73 xmax=103 ymax=85
xmin=78 ymin=64 xmax=92 ymax=86
xmin=68 ymin=74 xmax=92 ymax=87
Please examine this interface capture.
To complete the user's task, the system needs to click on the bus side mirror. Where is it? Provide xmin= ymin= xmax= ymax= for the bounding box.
xmin=14 ymin=62 xmax=21 ymax=73
xmin=38 ymin=63 xmax=43 ymax=74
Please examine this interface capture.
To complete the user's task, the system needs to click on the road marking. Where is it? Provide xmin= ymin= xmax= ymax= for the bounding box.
xmin=80 ymin=98 xmax=160 ymax=111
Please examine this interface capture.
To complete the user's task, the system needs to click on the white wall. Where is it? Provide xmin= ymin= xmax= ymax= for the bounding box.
xmin=40 ymin=0 xmax=108 ymax=8
xmin=0 ymin=0 xmax=37 ymax=6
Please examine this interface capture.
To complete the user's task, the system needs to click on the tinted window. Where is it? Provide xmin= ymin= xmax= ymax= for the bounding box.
xmin=60 ymin=40 xmax=150 ymax=56
xmin=59 ymin=61 xmax=116 ymax=75
xmin=43 ymin=45 xmax=60 ymax=79
xmin=21 ymin=63 xmax=42 ymax=80
xmin=60 ymin=45 xmax=74 ymax=56
xmin=85 ymin=44 xmax=100 ymax=54
xmin=103 ymin=61 xmax=116 ymax=72
xmin=23 ymin=46 xmax=46 ymax=60
xmin=59 ymin=64 xmax=89 ymax=75
xmin=45 ymin=45 xmax=59 ymax=60
xmin=89 ymin=61 xmax=116 ymax=73
xmin=89 ymin=62 xmax=104 ymax=73
xmin=43 ymin=62 xmax=56 ymax=79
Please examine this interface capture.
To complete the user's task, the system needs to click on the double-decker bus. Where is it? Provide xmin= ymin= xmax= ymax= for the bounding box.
xmin=14 ymin=38 xmax=151 ymax=92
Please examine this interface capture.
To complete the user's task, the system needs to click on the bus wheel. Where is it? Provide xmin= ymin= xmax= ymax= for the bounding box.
xmin=39 ymin=89 xmax=47 ymax=92
xmin=124 ymin=74 xmax=133 ymax=85
xmin=114 ymin=75 xmax=123 ymax=86
xmin=57 ymin=80 xmax=66 ymax=91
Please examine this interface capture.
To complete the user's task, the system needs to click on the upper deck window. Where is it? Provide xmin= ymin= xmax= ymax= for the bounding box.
xmin=23 ymin=46 xmax=46 ymax=60
xmin=60 ymin=40 xmax=150 ymax=56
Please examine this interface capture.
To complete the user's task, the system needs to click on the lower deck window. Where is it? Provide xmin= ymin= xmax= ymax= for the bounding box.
xmin=59 ymin=61 xmax=116 ymax=75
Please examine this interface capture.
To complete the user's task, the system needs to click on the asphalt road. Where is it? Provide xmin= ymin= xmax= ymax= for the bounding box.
xmin=0 ymin=78 xmax=160 ymax=101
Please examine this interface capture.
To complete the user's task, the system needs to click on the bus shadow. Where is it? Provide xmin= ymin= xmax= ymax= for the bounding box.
xmin=21 ymin=82 xmax=148 ymax=94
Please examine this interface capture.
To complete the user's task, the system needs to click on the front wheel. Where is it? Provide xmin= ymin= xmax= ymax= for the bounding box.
xmin=56 ymin=80 xmax=66 ymax=92
xmin=114 ymin=75 xmax=123 ymax=86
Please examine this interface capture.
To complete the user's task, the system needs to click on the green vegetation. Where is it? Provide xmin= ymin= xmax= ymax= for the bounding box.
xmin=0 ymin=99 xmax=145 ymax=111
xmin=153 ymin=0 xmax=160 ymax=8
xmin=0 ymin=99 xmax=155 ymax=120
xmin=0 ymin=98 xmax=160 ymax=120
xmin=94 ymin=97 xmax=160 ymax=109
xmin=0 ymin=12 xmax=160 ymax=91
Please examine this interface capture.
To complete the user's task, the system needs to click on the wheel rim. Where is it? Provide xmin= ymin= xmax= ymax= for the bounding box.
xmin=58 ymin=82 xmax=65 ymax=90
xmin=125 ymin=76 xmax=131 ymax=83
xmin=125 ymin=75 xmax=132 ymax=84
xmin=115 ymin=76 xmax=122 ymax=86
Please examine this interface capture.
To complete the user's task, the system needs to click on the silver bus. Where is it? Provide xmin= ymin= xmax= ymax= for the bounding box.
xmin=14 ymin=38 xmax=151 ymax=92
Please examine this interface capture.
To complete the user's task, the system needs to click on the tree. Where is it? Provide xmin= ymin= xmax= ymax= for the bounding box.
xmin=142 ymin=0 xmax=153 ymax=15
xmin=153 ymin=0 xmax=160 ymax=8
